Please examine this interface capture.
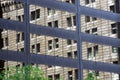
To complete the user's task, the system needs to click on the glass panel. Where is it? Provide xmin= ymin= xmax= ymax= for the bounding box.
xmin=81 ymin=15 xmax=120 ymax=39
xmin=81 ymin=0 xmax=116 ymax=12
xmin=1 ymin=0 xmax=24 ymax=21
xmin=82 ymin=42 xmax=119 ymax=64
xmin=0 ymin=29 xmax=24 ymax=52
xmin=29 ymin=5 xmax=76 ymax=31
xmin=30 ymin=34 xmax=77 ymax=60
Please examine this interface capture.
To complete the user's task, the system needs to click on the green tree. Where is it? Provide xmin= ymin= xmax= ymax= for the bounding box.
xmin=0 ymin=65 xmax=47 ymax=80
xmin=85 ymin=72 xmax=99 ymax=80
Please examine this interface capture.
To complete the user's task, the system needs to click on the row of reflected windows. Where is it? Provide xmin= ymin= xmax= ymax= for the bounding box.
xmin=16 ymin=11 xmax=76 ymax=28
xmin=47 ymin=69 xmax=99 ymax=80
xmin=85 ymin=23 xmax=117 ymax=35
xmin=16 ymin=9 xmax=40 ymax=21
xmin=1 ymin=0 xmax=75 ymax=13
xmin=1 ymin=0 xmax=96 ymax=12
xmin=47 ymin=62 xmax=119 ymax=80
xmin=0 ymin=1 xmax=73 ymax=14
xmin=1 ymin=1 xmax=23 ymax=13
xmin=85 ymin=0 xmax=95 ymax=4
xmin=4 ymin=36 xmax=77 ymax=52
xmin=87 ymin=46 xmax=117 ymax=59
xmin=1 ymin=0 xmax=115 ymax=15
xmin=48 ymin=69 xmax=78 ymax=80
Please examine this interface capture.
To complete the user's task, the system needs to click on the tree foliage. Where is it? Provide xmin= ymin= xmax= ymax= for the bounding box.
xmin=0 ymin=65 xmax=47 ymax=80
xmin=85 ymin=72 xmax=99 ymax=80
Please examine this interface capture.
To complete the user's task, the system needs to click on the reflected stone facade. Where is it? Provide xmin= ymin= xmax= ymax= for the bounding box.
xmin=0 ymin=0 xmax=119 ymax=80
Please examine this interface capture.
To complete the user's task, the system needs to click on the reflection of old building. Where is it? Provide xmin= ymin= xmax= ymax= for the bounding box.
xmin=0 ymin=0 xmax=119 ymax=80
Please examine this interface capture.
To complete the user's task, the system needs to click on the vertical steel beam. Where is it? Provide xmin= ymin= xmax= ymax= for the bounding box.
xmin=24 ymin=0 xmax=30 ymax=65
xmin=76 ymin=0 xmax=83 ymax=80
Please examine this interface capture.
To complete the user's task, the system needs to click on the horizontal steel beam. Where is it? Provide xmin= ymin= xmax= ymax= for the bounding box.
xmin=0 ymin=50 xmax=26 ymax=62
xmin=0 ymin=50 xmax=77 ymax=68
xmin=82 ymin=33 xmax=120 ymax=47
xmin=30 ymin=24 xmax=77 ymax=40
xmin=0 ymin=19 xmax=25 ymax=32
xmin=14 ymin=0 xmax=25 ymax=3
xmin=0 ymin=50 xmax=120 ymax=74
xmin=30 ymin=53 xmax=77 ymax=68
xmin=83 ymin=60 xmax=120 ymax=74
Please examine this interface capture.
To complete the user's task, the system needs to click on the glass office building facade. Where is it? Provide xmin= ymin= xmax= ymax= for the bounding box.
xmin=0 ymin=0 xmax=120 ymax=80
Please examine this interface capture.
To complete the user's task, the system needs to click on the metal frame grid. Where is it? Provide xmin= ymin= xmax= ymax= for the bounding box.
xmin=0 ymin=0 xmax=120 ymax=80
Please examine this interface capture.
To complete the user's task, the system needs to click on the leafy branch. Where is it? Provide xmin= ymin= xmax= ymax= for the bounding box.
xmin=0 ymin=65 xmax=47 ymax=80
